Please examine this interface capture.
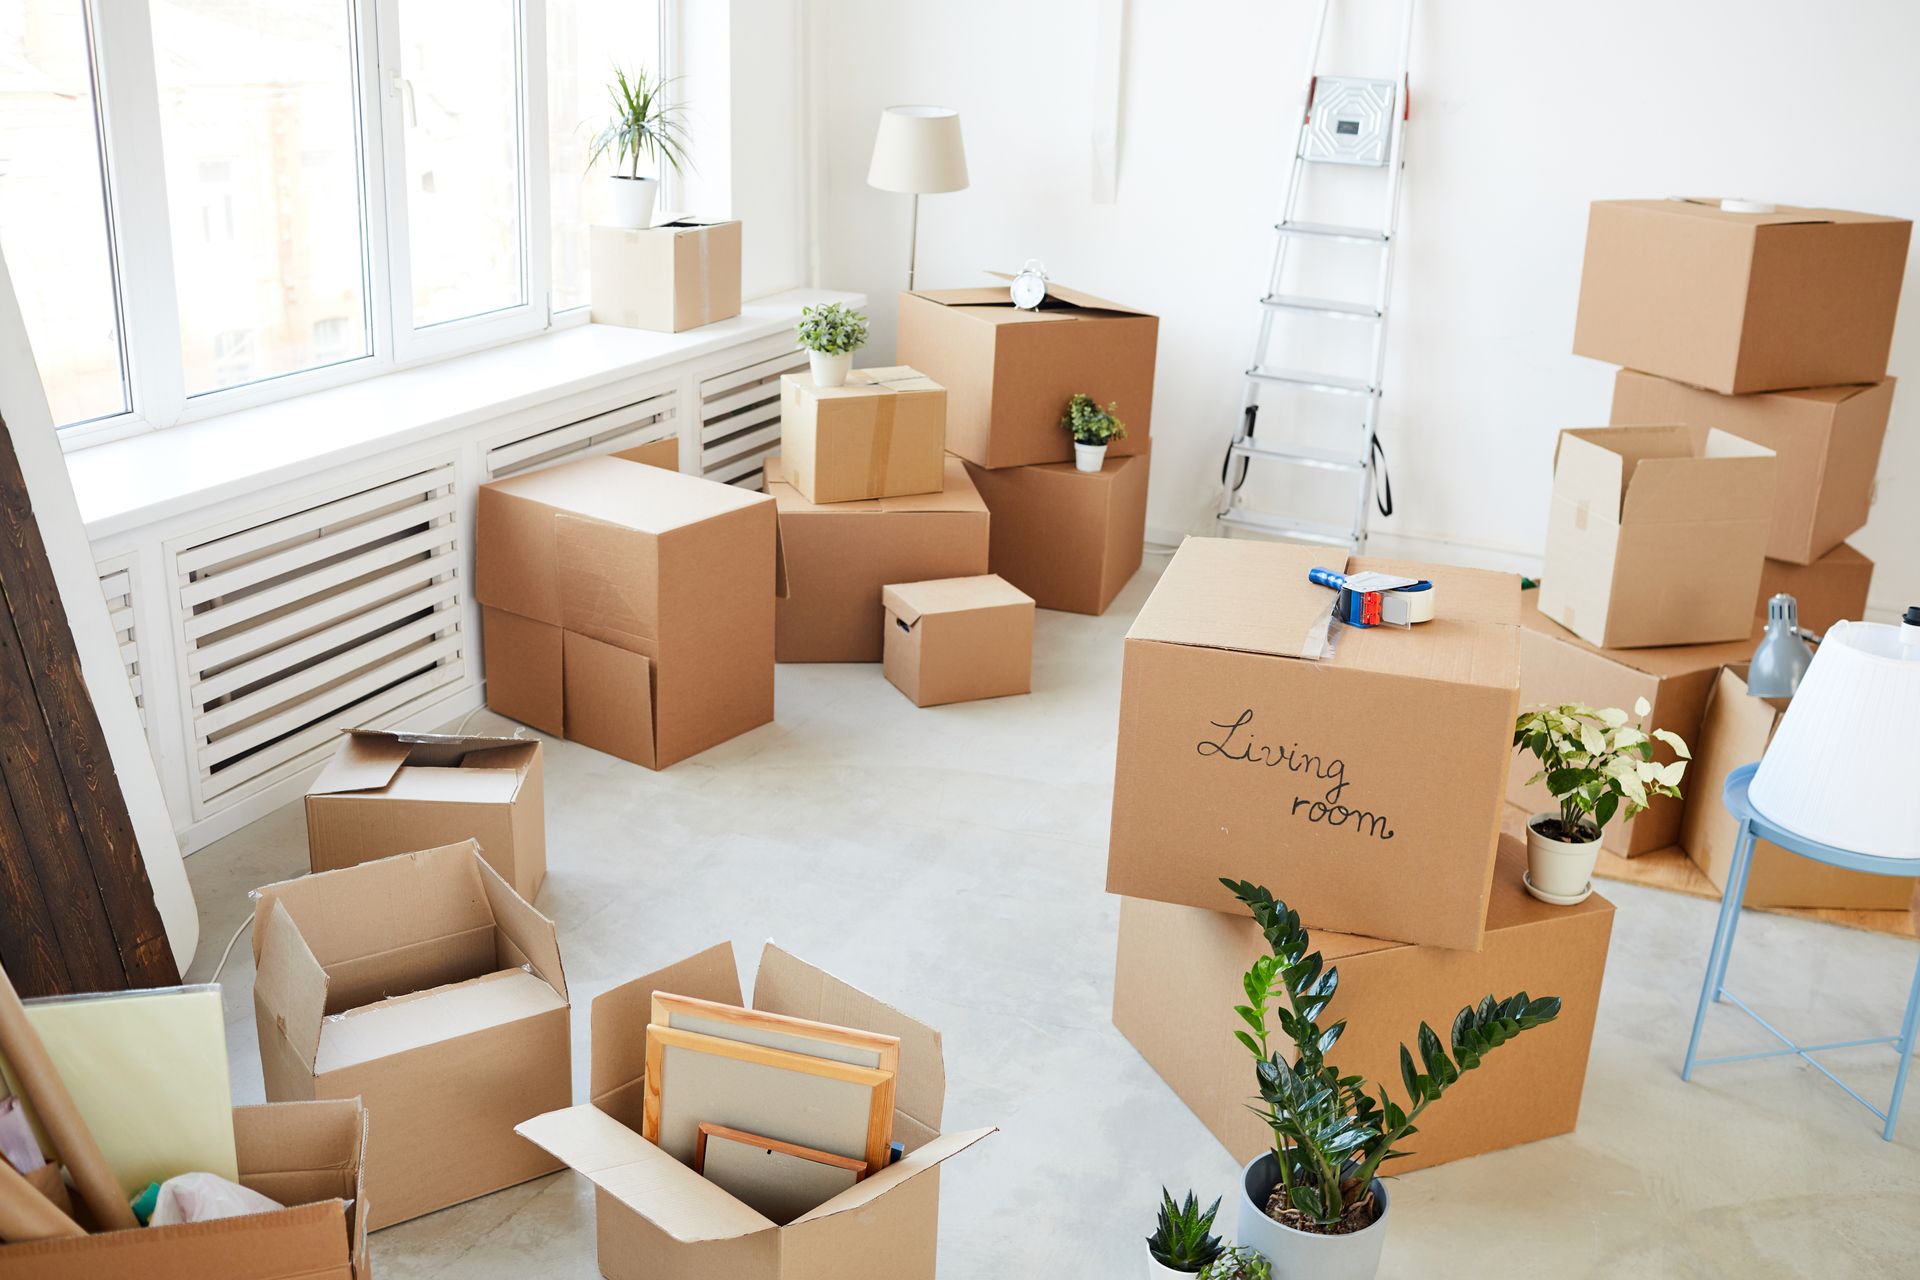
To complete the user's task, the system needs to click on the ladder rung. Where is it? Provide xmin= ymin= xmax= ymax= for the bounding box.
xmin=1275 ymin=220 xmax=1389 ymax=244
xmin=1230 ymin=441 xmax=1366 ymax=472
xmin=1219 ymin=509 xmax=1357 ymax=548
xmin=1247 ymin=366 xmax=1378 ymax=397
xmin=1262 ymin=293 xmax=1381 ymax=320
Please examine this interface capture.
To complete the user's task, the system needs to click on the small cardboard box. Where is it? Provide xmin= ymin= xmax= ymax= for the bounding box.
xmin=1539 ymin=425 xmax=1776 ymax=649
xmin=476 ymin=453 xmax=777 ymax=769
xmin=515 ymin=941 xmax=994 ymax=1280
xmin=1757 ymin=542 xmax=1874 ymax=633
xmin=1573 ymin=199 xmax=1911 ymax=393
xmin=882 ymin=575 xmax=1034 ymax=707
xmin=895 ymin=280 xmax=1158 ymax=468
xmin=305 ymin=728 xmax=546 ymax=901
xmin=779 ymin=367 xmax=947 ymax=504
xmin=1609 ymin=369 xmax=1894 ymax=565
xmin=962 ymin=449 xmax=1149 ymax=616
xmin=1683 ymin=666 xmax=1918 ymax=910
xmin=590 ymin=219 xmax=743 ymax=333
xmin=765 ymin=454 xmax=990 ymax=663
xmin=1106 ymin=537 xmax=1521 ymax=951
xmin=252 ymin=841 xmax=571 ymax=1229
xmin=1114 ymin=838 xmax=1613 ymax=1174
xmin=0 ymin=1100 xmax=369 ymax=1280
xmin=1508 ymin=594 xmax=1763 ymax=857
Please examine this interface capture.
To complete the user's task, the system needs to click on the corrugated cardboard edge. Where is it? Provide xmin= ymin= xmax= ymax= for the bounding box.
xmin=254 ymin=899 xmax=328 ymax=1073
xmin=788 ymin=1125 xmax=994 ymax=1225
xmin=307 ymin=731 xmax=416 ymax=795
xmin=475 ymin=853 xmax=569 ymax=1002
xmin=591 ymin=942 xmax=745 ymax=1113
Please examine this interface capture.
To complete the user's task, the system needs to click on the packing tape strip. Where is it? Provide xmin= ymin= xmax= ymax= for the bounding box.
xmin=695 ymin=232 xmax=711 ymax=325
xmin=1573 ymin=500 xmax=1589 ymax=531
xmin=867 ymin=393 xmax=897 ymax=498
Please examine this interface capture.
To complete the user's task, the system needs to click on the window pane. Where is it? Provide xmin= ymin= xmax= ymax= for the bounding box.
xmin=548 ymin=0 xmax=660 ymax=312
xmin=151 ymin=0 xmax=368 ymax=397
xmin=398 ymin=0 xmax=523 ymax=328
xmin=0 ymin=2 xmax=129 ymax=426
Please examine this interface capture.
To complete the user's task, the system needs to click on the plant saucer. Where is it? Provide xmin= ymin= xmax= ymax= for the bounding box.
xmin=1522 ymin=871 xmax=1593 ymax=906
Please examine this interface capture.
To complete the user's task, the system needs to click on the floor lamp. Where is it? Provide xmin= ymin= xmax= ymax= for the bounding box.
xmin=867 ymin=106 xmax=969 ymax=292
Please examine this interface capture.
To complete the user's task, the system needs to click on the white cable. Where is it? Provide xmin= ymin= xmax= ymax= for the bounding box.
xmin=208 ymin=916 xmax=250 ymax=984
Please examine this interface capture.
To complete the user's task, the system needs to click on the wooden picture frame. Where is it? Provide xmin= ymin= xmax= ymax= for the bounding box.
xmin=650 ymin=991 xmax=901 ymax=1076
xmin=692 ymin=1122 xmax=868 ymax=1226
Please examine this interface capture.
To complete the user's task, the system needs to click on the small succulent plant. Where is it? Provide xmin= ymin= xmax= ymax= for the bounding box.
xmin=1146 ymin=1187 xmax=1225 ymax=1272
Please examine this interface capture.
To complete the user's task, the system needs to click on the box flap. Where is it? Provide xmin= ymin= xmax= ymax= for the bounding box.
xmin=316 ymin=968 xmax=567 ymax=1073
xmin=1619 ymin=427 xmax=1775 ymax=524
xmin=912 ymin=277 xmax=1150 ymax=318
xmin=307 ymin=731 xmax=415 ymax=795
xmin=1551 ymin=427 xmax=1680 ymax=520
xmin=881 ymin=574 xmax=1031 ymax=627
xmin=765 ymin=454 xmax=986 ymax=516
xmin=591 ymin=942 xmax=744 ymax=1117
xmin=254 ymin=901 xmax=327 ymax=1073
xmin=983 ymin=272 xmax=1150 ymax=316
xmin=1126 ymin=537 xmax=1336 ymax=658
xmin=788 ymin=1125 xmax=995 ymax=1226
xmin=821 ymin=365 xmax=942 ymax=397
xmin=476 ymin=855 xmax=568 ymax=1001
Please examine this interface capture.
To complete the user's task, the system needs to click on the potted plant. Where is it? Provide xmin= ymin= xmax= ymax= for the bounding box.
xmin=1145 ymin=1188 xmax=1225 ymax=1277
xmin=1512 ymin=697 xmax=1689 ymax=904
xmin=795 ymin=302 xmax=869 ymax=388
xmin=1061 ymin=393 xmax=1126 ymax=472
xmin=1221 ymin=878 xmax=1562 ymax=1279
xmin=588 ymin=65 xmax=689 ymax=230
xmin=1197 ymin=1246 xmax=1271 ymax=1280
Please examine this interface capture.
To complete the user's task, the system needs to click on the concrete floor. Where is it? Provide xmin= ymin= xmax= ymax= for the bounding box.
xmin=183 ymin=558 xmax=1920 ymax=1278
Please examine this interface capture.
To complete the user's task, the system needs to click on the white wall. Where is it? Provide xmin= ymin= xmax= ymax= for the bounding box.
xmin=803 ymin=0 xmax=1920 ymax=616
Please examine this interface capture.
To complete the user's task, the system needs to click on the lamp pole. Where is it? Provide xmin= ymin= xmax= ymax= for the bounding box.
xmin=907 ymin=193 xmax=920 ymax=291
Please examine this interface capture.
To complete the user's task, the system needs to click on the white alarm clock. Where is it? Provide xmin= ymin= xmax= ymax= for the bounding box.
xmin=1009 ymin=259 xmax=1048 ymax=310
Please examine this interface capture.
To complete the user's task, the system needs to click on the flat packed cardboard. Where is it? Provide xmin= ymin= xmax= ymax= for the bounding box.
xmin=882 ymin=575 xmax=1034 ymax=707
xmin=1757 ymin=542 xmax=1874 ymax=633
xmin=1609 ymin=369 xmax=1894 ymax=564
xmin=1683 ymin=667 xmax=1917 ymax=910
xmin=590 ymin=219 xmax=743 ymax=333
xmin=1573 ymin=199 xmax=1911 ymax=393
xmin=1114 ymin=838 xmax=1613 ymax=1173
xmin=895 ymin=280 xmax=1157 ymax=468
xmin=476 ymin=453 xmax=776 ymax=768
xmin=1509 ymin=594 xmax=1764 ymax=857
xmin=0 ymin=1100 xmax=369 ymax=1280
xmin=515 ymin=941 xmax=994 ymax=1280
xmin=779 ymin=367 xmax=947 ymax=504
xmin=962 ymin=450 xmax=1149 ymax=615
xmin=765 ymin=454 xmax=990 ymax=663
xmin=252 ymin=841 xmax=571 ymax=1229
xmin=305 ymin=728 xmax=546 ymax=901
xmin=1106 ymin=537 xmax=1521 ymax=951
xmin=1539 ymin=425 xmax=1776 ymax=649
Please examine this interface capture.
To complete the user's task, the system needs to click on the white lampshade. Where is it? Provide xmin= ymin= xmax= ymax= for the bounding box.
xmin=867 ymin=106 xmax=969 ymax=194
xmin=1748 ymin=619 xmax=1920 ymax=859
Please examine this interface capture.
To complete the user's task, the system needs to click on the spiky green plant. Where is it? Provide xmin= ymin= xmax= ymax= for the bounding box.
xmin=1145 ymin=1188 xmax=1224 ymax=1272
xmin=587 ymin=66 xmax=690 ymax=180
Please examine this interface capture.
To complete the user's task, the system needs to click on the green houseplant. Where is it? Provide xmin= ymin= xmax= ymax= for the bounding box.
xmin=1145 ymin=1188 xmax=1225 ymax=1276
xmin=588 ymin=65 xmax=689 ymax=230
xmin=1197 ymin=1246 xmax=1272 ymax=1280
xmin=1513 ymin=697 xmax=1689 ymax=903
xmin=795 ymin=301 xmax=869 ymax=388
xmin=1221 ymin=877 xmax=1562 ymax=1279
xmin=1061 ymin=392 xmax=1125 ymax=472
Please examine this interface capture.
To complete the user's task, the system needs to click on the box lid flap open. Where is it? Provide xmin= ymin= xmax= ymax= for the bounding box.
xmin=881 ymin=575 xmax=1030 ymax=627
xmin=911 ymin=276 xmax=1150 ymax=320
xmin=1127 ymin=537 xmax=1336 ymax=658
xmin=309 ymin=729 xmax=535 ymax=795
xmin=591 ymin=942 xmax=744 ymax=1119
xmin=254 ymin=900 xmax=328 ymax=1072
xmin=788 ymin=1126 xmax=996 ymax=1227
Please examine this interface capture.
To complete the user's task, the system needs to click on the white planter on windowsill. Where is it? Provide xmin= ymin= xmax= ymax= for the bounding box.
xmin=607 ymin=175 xmax=658 ymax=230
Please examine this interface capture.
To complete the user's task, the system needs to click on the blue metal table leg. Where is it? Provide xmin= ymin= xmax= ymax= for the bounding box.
xmin=1882 ymin=949 xmax=1920 ymax=1141
xmin=1684 ymin=823 xmax=1755 ymax=1082
xmin=1712 ymin=824 xmax=1759 ymax=1005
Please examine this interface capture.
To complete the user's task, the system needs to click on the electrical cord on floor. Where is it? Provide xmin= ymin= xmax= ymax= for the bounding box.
xmin=209 ymin=916 xmax=251 ymax=984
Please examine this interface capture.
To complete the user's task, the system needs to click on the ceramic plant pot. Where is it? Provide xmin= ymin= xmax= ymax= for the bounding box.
xmin=1524 ymin=812 xmax=1601 ymax=905
xmin=607 ymin=175 xmax=658 ymax=229
xmin=1237 ymin=1154 xmax=1389 ymax=1280
xmin=809 ymin=349 xmax=853 ymax=387
xmin=1074 ymin=441 xmax=1108 ymax=473
xmin=1146 ymin=1256 xmax=1201 ymax=1279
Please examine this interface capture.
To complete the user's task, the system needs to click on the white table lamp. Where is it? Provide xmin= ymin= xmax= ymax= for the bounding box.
xmin=867 ymin=105 xmax=969 ymax=291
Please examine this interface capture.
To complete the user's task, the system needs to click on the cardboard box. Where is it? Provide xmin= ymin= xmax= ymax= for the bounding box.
xmin=778 ymin=367 xmax=947 ymax=504
xmin=1609 ymin=369 xmax=1894 ymax=564
xmin=1683 ymin=666 xmax=1917 ymax=910
xmin=765 ymin=454 xmax=990 ymax=663
xmin=1573 ymin=199 xmax=1911 ymax=393
xmin=476 ymin=453 xmax=777 ymax=769
xmin=1114 ymin=838 xmax=1613 ymax=1174
xmin=962 ymin=449 xmax=1149 ymax=616
xmin=1539 ymin=425 xmax=1776 ymax=649
xmin=252 ymin=841 xmax=571 ymax=1229
xmin=305 ymin=729 xmax=546 ymax=901
xmin=1106 ymin=537 xmax=1521 ymax=951
xmin=896 ymin=281 xmax=1157 ymax=468
xmin=515 ymin=941 xmax=994 ymax=1280
xmin=0 ymin=1100 xmax=369 ymax=1280
xmin=1757 ymin=542 xmax=1874 ymax=633
xmin=882 ymin=575 xmax=1034 ymax=707
xmin=589 ymin=219 xmax=743 ymax=333
xmin=1508 ymin=595 xmax=1763 ymax=857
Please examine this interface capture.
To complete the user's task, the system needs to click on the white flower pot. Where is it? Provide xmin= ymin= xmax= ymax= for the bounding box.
xmin=1074 ymin=441 xmax=1108 ymax=473
xmin=1525 ymin=812 xmax=1601 ymax=904
xmin=1146 ymin=1256 xmax=1201 ymax=1279
xmin=1237 ymin=1154 xmax=1388 ymax=1280
xmin=606 ymin=175 xmax=658 ymax=230
xmin=809 ymin=350 xmax=853 ymax=388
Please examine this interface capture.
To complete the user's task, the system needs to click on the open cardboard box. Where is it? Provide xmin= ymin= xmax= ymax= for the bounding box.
xmin=961 ymin=449 xmax=1149 ymax=616
xmin=516 ymin=941 xmax=993 ymax=1280
xmin=778 ymin=366 xmax=947 ymax=504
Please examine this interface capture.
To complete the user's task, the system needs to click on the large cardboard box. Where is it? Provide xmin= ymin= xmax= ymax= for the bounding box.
xmin=766 ymin=454 xmax=990 ymax=662
xmin=882 ymin=575 xmax=1034 ymax=707
xmin=515 ymin=941 xmax=994 ymax=1280
xmin=895 ymin=281 xmax=1157 ymax=468
xmin=962 ymin=449 xmax=1149 ymax=616
xmin=1539 ymin=425 xmax=1776 ymax=649
xmin=589 ymin=219 xmax=743 ymax=332
xmin=1114 ymin=838 xmax=1613 ymax=1173
xmin=778 ymin=367 xmax=947 ymax=504
xmin=0 ymin=1101 xmax=369 ymax=1280
xmin=1757 ymin=542 xmax=1874 ymax=633
xmin=1107 ymin=537 xmax=1521 ymax=951
xmin=1573 ymin=199 xmax=1911 ymax=394
xmin=1609 ymin=369 xmax=1894 ymax=564
xmin=252 ymin=841 xmax=571 ymax=1229
xmin=1508 ymin=595 xmax=1763 ymax=857
xmin=477 ymin=453 xmax=777 ymax=769
xmin=1682 ymin=666 xmax=1917 ymax=910
xmin=305 ymin=729 xmax=546 ymax=901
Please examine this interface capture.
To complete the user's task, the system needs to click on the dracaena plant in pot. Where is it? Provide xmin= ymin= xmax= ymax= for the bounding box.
xmin=588 ymin=65 xmax=689 ymax=230
xmin=1512 ymin=697 xmax=1689 ymax=905
xmin=1221 ymin=878 xmax=1562 ymax=1280
xmin=795 ymin=301 xmax=869 ymax=388
xmin=1145 ymin=1188 xmax=1224 ymax=1277
xmin=1062 ymin=392 xmax=1125 ymax=472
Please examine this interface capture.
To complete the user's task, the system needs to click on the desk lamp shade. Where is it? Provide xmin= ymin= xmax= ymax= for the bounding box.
xmin=1748 ymin=617 xmax=1920 ymax=860
xmin=867 ymin=106 xmax=969 ymax=194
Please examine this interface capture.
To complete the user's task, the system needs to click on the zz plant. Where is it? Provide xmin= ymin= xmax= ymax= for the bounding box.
xmin=795 ymin=302 xmax=869 ymax=356
xmin=1222 ymin=878 xmax=1562 ymax=1232
xmin=1145 ymin=1188 xmax=1225 ymax=1272
xmin=1513 ymin=696 xmax=1689 ymax=842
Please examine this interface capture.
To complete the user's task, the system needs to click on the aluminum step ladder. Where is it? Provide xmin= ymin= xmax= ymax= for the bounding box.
xmin=1217 ymin=0 xmax=1415 ymax=552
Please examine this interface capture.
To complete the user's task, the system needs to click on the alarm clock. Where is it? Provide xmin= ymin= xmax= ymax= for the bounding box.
xmin=1009 ymin=259 xmax=1048 ymax=310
